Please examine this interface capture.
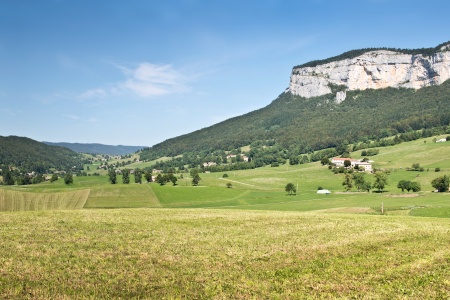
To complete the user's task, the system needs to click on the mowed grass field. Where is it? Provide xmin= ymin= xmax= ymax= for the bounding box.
xmin=0 ymin=189 xmax=89 ymax=211
xmin=1 ymin=136 xmax=450 ymax=298
xmin=1 ymin=209 xmax=450 ymax=299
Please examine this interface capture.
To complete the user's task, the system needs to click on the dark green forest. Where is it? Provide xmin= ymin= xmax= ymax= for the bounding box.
xmin=140 ymin=79 xmax=450 ymax=162
xmin=0 ymin=136 xmax=84 ymax=173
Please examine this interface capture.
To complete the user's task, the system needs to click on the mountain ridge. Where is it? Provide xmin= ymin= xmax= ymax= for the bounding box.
xmin=289 ymin=41 xmax=450 ymax=99
xmin=43 ymin=142 xmax=146 ymax=155
xmin=140 ymin=41 xmax=450 ymax=161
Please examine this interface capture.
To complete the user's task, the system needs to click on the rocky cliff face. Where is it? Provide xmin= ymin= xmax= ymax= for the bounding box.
xmin=289 ymin=44 xmax=450 ymax=100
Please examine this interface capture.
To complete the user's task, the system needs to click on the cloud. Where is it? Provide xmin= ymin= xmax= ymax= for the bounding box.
xmin=2 ymin=109 xmax=16 ymax=116
xmin=77 ymin=62 xmax=189 ymax=100
xmin=79 ymin=88 xmax=108 ymax=100
xmin=119 ymin=63 xmax=188 ymax=97
xmin=62 ymin=114 xmax=80 ymax=120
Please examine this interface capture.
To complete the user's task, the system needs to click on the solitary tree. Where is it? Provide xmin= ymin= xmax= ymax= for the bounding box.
xmin=191 ymin=168 xmax=201 ymax=186
xmin=122 ymin=169 xmax=130 ymax=184
xmin=431 ymin=175 xmax=449 ymax=192
xmin=320 ymin=157 xmax=330 ymax=165
xmin=108 ymin=169 xmax=117 ymax=184
xmin=156 ymin=174 xmax=165 ymax=186
xmin=373 ymin=172 xmax=388 ymax=192
xmin=64 ymin=173 xmax=73 ymax=185
xmin=50 ymin=173 xmax=58 ymax=183
xmin=169 ymin=174 xmax=177 ymax=186
xmin=3 ymin=169 xmax=15 ymax=185
xmin=353 ymin=173 xmax=367 ymax=191
xmin=342 ymin=174 xmax=353 ymax=191
xmin=285 ymin=182 xmax=296 ymax=195
xmin=397 ymin=180 xmax=408 ymax=192
xmin=361 ymin=181 xmax=372 ymax=192
xmin=226 ymin=182 xmax=233 ymax=188
xmin=343 ymin=159 xmax=352 ymax=168
xmin=134 ymin=168 xmax=142 ymax=184
xmin=192 ymin=174 xmax=201 ymax=186
xmin=144 ymin=171 xmax=153 ymax=183
xmin=410 ymin=181 xmax=421 ymax=192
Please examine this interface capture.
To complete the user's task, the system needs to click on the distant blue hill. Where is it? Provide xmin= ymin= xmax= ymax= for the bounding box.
xmin=43 ymin=142 xmax=146 ymax=155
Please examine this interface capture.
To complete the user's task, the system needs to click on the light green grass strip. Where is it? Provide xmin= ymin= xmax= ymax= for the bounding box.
xmin=0 ymin=189 xmax=89 ymax=211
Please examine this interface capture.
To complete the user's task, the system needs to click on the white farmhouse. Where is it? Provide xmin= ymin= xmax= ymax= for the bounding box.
xmin=331 ymin=157 xmax=372 ymax=172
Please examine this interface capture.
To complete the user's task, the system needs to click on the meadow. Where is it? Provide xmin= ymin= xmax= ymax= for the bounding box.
xmin=2 ymin=209 xmax=450 ymax=299
xmin=1 ymin=136 xmax=450 ymax=298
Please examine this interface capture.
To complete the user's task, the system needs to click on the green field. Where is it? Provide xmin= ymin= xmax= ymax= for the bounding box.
xmin=0 ymin=189 xmax=89 ymax=211
xmin=1 ymin=135 xmax=450 ymax=214
xmin=1 ymin=209 xmax=450 ymax=299
xmin=1 ymin=137 xmax=450 ymax=298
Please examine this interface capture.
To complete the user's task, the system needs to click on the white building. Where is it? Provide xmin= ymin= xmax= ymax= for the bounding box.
xmin=331 ymin=157 xmax=372 ymax=172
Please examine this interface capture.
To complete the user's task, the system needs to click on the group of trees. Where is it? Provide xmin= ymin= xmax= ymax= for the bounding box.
xmin=155 ymin=173 xmax=177 ymax=186
xmin=397 ymin=180 xmax=421 ymax=192
xmin=108 ymin=168 xmax=154 ymax=185
xmin=106 ymin=167 xmax=201 ymax=186
xmin=342 ymin=173 xmax=374 ymax=192
xmin=432 ymin=175 xmax=449 ymax=192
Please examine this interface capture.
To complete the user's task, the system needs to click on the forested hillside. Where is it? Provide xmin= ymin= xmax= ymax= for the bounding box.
xmin=0 ymin=136 xmax=84 ymax=173
xmin=141 ymin=79 xmax=450 ymax=161
xmin=43 ymin=142 xmax=145 ymax=155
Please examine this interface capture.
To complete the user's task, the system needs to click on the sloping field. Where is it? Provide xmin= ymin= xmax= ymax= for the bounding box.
xmin=84 ymin=183 xmax=161 ymax=208
xmin=1 ymin=208 xmax=450 ymax=299
xmin=0 ymin=189 xmax=89 ymax=211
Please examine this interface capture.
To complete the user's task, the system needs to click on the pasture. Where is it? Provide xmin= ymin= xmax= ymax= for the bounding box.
xmin=1 ymin=209 xmax=450 ymax=299
xmin=1 ymin=135 xmax=449 ymax=215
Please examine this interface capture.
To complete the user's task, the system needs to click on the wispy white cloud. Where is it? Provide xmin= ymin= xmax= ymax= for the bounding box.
xmin=62 ymin=114 xmax=80 ymax=120
xmin=119 ymin=63 xmax=188 ymax=97
xmin=78 ymin=88 xmax=108 ymax=100
xmin=57 ymin=54 xmax=93 ymax=75
xmin=77 ymin=62 xmax=190 ymax=100
xmin=2 ymin=109 xmax=17 ymax=116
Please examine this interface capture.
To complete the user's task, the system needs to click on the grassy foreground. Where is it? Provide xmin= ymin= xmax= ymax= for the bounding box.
xmin=1 ymin=208 xmax=450 ymax=299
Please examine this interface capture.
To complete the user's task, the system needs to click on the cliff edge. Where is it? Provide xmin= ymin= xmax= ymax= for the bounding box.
xmin=289 ymin=43 xmax=450 ymax=101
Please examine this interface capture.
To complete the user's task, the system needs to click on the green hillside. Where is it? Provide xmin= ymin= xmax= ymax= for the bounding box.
xmin=141 ymin=79 xmax=450 ymax=160
xmin=0 ymin=135 xmax=84 ymax=173
xmin=43 ymin=141 xmax=146 ymax=155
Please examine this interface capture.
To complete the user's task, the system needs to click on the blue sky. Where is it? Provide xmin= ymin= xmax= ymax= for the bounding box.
xmin=1 ymin=0 xmax=449 ymax=146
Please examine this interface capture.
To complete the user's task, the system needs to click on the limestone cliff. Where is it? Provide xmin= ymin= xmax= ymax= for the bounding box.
xmin=289 ymin=43 xmax=450 ymax=100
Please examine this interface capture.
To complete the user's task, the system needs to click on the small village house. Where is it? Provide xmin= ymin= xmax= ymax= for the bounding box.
xmin=331 ymin=157 xmax=372 ymax=172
